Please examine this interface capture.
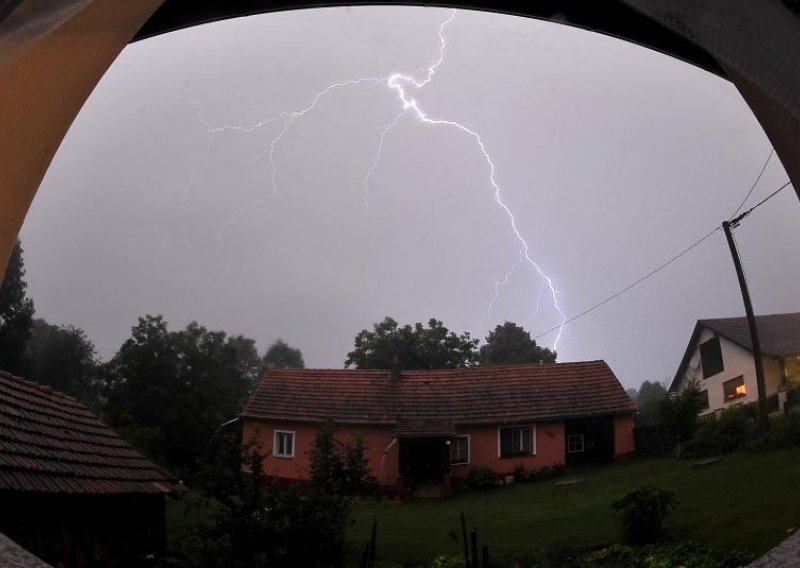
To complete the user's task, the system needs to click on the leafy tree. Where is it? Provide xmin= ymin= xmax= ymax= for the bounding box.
xmin=345 ymin=316 xmax=478 ymax=369
xmin=635 ymin=380 xmax=668 ymax=426
xmin=262 ymin=338 xmax=304 ymax=370
xmin=0 ymin=240 xmax=34 ymax=374
xmin=104 ymin=315 xmax=261 ymax=474
xmin=478 ymin=321 xmax=556 ymax=365
xmin=186 ymin=419 xmax=374 ymax=567
xmin=660 ymin=379 xmax=706 ymax=453
xmin=24 ymin=318 xmax=101 ymax=409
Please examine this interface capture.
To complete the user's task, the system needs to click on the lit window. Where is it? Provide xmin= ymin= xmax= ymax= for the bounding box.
xmin=274 ymin=430 xmax=295 ymax=457
xmin=499 ymin=426 xmax=535 ymax=457
xmin=567 ymin=434 xmax=584 ymax=453
xmin=450 ymin=435 xmax=469 ymax=465
xmin=723 ymin=376 xmax=746 ymax=402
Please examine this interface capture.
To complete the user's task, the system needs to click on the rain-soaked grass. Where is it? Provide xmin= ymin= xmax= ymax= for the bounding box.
xmin=347 ymin=447 xmax=800 ymax=565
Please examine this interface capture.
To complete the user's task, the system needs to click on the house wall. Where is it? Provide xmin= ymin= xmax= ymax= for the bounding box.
xmin=680 ymin=328 xmax=783 ymax=415
xmin=242 ymin=419 xmax=399 ymax=487
xmin=449 ymin=421 xmax=566 ymax=478
xmin=614 ymin=414 xmax=635 ymax=456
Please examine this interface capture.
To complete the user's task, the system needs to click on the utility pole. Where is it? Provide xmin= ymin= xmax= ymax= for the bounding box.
xmin=722 ymin=218 xmax=768 ymax=431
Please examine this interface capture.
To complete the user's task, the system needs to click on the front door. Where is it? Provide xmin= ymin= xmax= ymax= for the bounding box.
xmin=399 ymin=437 xmax=450 ymax=486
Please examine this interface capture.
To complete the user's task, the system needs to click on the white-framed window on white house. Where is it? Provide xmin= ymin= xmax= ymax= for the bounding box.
xmin=450 ymin=435 xmax=470 ymax=465
xmin=498 ymin=425 xmax=535 ymax=457
xmin=567 ymin=434 xmax=585 ymax=454
xmin=274 ymin=430 xmax=295 ymax=458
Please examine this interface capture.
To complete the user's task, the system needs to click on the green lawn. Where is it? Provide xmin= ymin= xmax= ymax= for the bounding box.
xmin=348 ymin=448 xmax=800 ymax=565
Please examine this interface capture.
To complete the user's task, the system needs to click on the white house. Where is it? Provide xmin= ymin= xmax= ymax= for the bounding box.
xmin=670 ymin=313 xmax=800 ymax=416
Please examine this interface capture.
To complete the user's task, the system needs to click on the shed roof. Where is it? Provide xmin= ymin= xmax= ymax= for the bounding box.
xmin=242 ymin=361 xmax=635 ymax=428
xmin=0 ymin=370 xmax=179 ymax=494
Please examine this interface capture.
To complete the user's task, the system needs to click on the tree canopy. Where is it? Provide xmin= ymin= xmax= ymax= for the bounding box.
xmin=634 ymin=380 xmax=669 ymax=426
xmin=104 ymin=315 xmax=261 ymax=473
xmin=25 ymin=319 xmax=101 ymax=409
xmin=0 ymin=240 xmax=34 ymax=374
xmin=262 ymin=338 xmax=304 ymax=369
xmin=478 ymin=321 xmax=556 ymax=365
xmin=345 ymin=316 xmax=478 ymax=369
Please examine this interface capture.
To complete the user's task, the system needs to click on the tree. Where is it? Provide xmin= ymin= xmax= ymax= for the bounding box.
xmin=635 ymin=380 xmax=668 ymax=426
xmin=477 ymin=321 xmax=556 ymax=365
xmin=345 ymin=316 xmax=478 ymax=370
xmin=0 ymin=240 xmax=34 ymax=374
xmin=660 ymin=379 xmax=706 ymax=453
xmin=25 ymin=318 xmax=101 ymax=409
xmin=262 ymin=338 xmax=304 ymax=370
xmin=104 ymin=315 xmax=262 ymax=474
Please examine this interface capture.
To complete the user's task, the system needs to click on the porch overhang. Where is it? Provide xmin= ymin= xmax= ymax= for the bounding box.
xmin=394 ymin=418 xmax=456 ymax=438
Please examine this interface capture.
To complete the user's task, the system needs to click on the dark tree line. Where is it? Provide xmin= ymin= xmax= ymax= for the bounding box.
xmin=345 ymin=317 xmax=556 ymax=370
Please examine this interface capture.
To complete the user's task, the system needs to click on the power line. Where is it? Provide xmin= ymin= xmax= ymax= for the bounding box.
xmin=533 ymin=226 xmax=721 ymax=341
xmin=730 ymin=148 xmax=773 ymax=219
xmin=730 ymin=179 xmax=793 ymax=226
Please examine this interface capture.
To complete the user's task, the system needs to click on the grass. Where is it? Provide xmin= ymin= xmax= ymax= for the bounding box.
xmin=347 ymin=448 xmax=800 ymax=565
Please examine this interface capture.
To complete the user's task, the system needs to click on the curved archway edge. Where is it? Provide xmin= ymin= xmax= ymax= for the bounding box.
xmin=0 ymin=0 xmax=798 ymax=274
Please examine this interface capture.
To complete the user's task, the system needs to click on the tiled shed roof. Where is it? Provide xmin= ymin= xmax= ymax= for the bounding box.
xmin=0 ymin=370 xmax=179 ymax=494
xmin=242 ymin=361 xmax=635 ymax=427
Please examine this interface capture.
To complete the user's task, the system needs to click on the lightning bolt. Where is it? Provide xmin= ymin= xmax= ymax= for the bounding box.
xmin=182 ymin=9 xmax=567 ymax=350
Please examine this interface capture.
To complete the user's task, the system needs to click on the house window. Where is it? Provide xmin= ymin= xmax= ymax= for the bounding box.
xmin=274 ymin=430 xmax=295 ymax=458
xmin=700 ymin=336 xmax=724 ymax=378
xmin=567 ymin=434 xmax=584 ymax=454
xmin=450 ymin=435 xmax=470 ymax=465
xmin=699 ymin=390 xmax=710 ymax=410
xmin=499 ymin=426 xmax=535 ymax=457
xmin=723 ymin=376 xmax=746 ymax=402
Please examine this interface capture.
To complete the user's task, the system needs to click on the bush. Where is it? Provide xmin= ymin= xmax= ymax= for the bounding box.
xmin=611 ymin=486 xmax=675 ymax=544
xmin=463 ymin=465 xmax=498 ymax=491
xmin=683 ymin=406 xmax=754 ymax=458
xmin=591 ymin=542 xmax=754 ymax=567
xmin=512 ymin=464 xmax=566 ymax=484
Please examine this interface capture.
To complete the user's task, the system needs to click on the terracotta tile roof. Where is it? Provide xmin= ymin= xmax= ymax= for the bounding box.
xmin=0 ymin=370 xmax=179 ymax=494
xmin=242 ymin=361 xmax=635 ymax=428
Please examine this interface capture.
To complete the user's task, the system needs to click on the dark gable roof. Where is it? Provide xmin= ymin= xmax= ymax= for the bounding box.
xmin=671 ymin=312 xmax=800 ymax=392
xmin=0 ymin=370 xmax=179 ymax=494
xmin=242 ymin=361 xmax=635 ymax=427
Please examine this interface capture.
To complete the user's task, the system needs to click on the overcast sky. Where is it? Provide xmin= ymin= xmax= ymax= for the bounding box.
xmin=19 ymin=7 xmax=799 ymax=389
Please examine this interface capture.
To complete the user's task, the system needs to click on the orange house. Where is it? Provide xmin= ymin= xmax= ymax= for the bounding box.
xmin=241 ymin=361 xmax=635 ymax=494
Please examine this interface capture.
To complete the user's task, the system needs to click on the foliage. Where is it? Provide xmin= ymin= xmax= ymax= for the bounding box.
xmin=660 ymin=380 xmax=706 ymax=453
xmin=462 ymin=465 xmax=498 ymax=491
xmin=345 ymin=316 xmax=478 ymax=370
xmin=24 ymin=318 xmax=102 ymax=409
xmin=262 ymin=338 xmax=304 ymax=369
xmin=634 ymin=380 xmax=668 ymax=426
xmin=104 ymin=315 xmax=261 ymax=474
xmin=611 ymin=486 xmax=675 ymax=544
xmin=478 ymin=322 xmax=556 ymax=365
xmin=427 ymin=554 xmax=465 ymax=568
xmin=180 ymin=419 xmax=376 ymax=567
xmin=0 ymin=240 xmax=34 ymax=374
xmin=512 ymin=464 xmax=566 ymax=483
xmin=589 ymin=542 xmax=754 ymax=567
xmin=309 ymin=419 xmax=378 ymax=500
xmin=682 ymin=406 xmax=753 ymax=458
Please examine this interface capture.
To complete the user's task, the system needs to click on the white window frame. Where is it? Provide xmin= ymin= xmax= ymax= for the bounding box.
xmin=567 ymin=433 xmax=585 ymax=454
xmin=273 ymin=429 xmax=295 ymax=458
xmin=450 ymin=435 xmax=470 ymax=465
xmin=497 ymin=425 xmax=536 ymax=458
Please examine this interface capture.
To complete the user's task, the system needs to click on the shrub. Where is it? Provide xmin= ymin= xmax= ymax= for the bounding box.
xmin=683 ymin=406 xmax=754 ymax=458
xmin=463 ymin=465 xmax=498 ymax=491
xmin=591 ymin=541 xmax=754 ymax=567
xmin=427 ymin=554 xmax=464 ymax=568
xmin=511 ymin=464 xmax=566 ymax=484
xmin=611 ymin=486 xmax=675 ymax=544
